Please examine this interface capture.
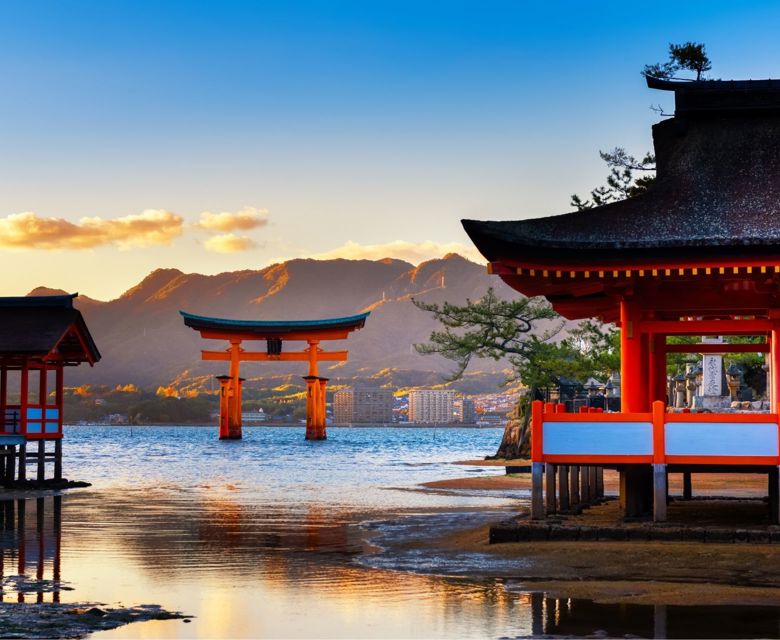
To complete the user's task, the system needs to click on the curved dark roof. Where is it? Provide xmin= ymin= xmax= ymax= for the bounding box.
xmin=0 ymin=294 xmax=101 ymax=364
xmin=180 ymin=310 xmax=370 ymax=334
xmin=464 ymin=78 xmax=780 ymax=266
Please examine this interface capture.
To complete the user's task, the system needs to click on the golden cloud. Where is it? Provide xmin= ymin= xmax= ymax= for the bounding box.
xmin=196 ymin=206 xmax=268 ymax=232
xmin=312 ymin=240 xmax=483 ymax=264
xmin=0 ymin=209 xmax=183 ymax=250
xmin=204 ymin=233 xmax=257 ymax=253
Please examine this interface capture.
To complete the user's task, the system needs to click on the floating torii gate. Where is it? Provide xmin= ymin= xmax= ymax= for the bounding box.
xmin=180 ymin=311 xmax=370 ymax=440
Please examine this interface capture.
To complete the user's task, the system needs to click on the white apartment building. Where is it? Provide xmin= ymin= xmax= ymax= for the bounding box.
xmin=408 ymin=389 xmax=456 ymax=424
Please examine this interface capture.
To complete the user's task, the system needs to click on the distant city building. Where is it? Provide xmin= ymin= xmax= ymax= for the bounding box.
xmin=241 ymin=408 xmax=268 ymax=424
xmin=333 ymin=387 xmax=393 ymax=424
xmin=453 ymin=397 xmax=476 ymax=423
xmin=408 ymin=389 xmax=455 ymax=424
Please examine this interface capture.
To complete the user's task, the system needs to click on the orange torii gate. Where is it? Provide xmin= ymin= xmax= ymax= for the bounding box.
xmin=180 ymin=311 xmax=370 ymax=440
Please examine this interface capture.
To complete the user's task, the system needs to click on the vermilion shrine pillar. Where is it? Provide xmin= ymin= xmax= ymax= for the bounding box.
xmin=620 ymin=299 xmax=645 ymax=412
xmin=771 ymin=320 xmax=780 ymax=414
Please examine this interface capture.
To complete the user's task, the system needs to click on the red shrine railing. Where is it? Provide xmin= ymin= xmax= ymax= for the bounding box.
xmin=1 ymin=404 xmax=63 ymax=439
xmin=531 ymin=400 xmax=780 ymax=467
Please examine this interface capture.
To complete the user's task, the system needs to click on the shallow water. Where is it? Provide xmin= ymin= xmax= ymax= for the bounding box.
xmin=2 ymin=426 xmax=780 ymax=638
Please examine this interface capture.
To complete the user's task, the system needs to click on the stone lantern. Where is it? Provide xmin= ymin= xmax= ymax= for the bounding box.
xmin=674 ymin=373 xmax=687 ymax=408
xmin=685 ymin=369 xmax=698 ymax=408
xmin=726 ymin=363 xmax=742 ymax=402
xmin=584 ymin=379 xmax=601 ymax=397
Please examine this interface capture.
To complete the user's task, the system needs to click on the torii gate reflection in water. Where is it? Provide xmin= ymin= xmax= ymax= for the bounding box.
xmin=180 ymin=312 xmax=370 ymax=440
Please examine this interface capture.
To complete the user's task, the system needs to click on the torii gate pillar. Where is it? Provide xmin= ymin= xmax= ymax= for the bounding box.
xmin=216 ymin=375 xmax=244 ymax=440
xmin=304 ymin=375 xmax=329 ymax=440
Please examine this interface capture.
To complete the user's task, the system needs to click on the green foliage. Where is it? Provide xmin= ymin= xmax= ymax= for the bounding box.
xmin=515 ymin=320 xmax=619 ymax=389
xmin=414 ymin=290 xmax=619 ymax=388
xmin=665 ymin=335 xmax=700 ymax=373
xmin=63 ymin=389 xmax=217 ymax=424
xmin=413 ymin=289 xmax=560 ymax=381
xmin=127 ymin=396 xmax=213 ymax=424
xmin=722 ymin=337 xmax=767 ymax=397
xmin=571 ymin=148 xmax=656 ymax=211
xmin=643 ymin=41 xmax=712 ymax=80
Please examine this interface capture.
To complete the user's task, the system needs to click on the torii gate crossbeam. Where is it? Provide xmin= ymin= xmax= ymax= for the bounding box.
xmin=180 ymin=311 xmax=369 ymax=440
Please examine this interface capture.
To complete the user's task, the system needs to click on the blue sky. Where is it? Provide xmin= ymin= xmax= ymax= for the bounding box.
xmin=2 ymin=1 xmax=780 ymax=299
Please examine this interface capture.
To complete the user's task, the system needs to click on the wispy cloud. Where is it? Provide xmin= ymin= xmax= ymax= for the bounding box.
xmin=0 ymin=209 xmax=183 ymax=250
xmin=195 ymin=206 xmax=268 ymax=232
xmin=204 ymin=233 xmax=257 ymax=253
xmin=312 ymin=240 xmax=483 ymax=264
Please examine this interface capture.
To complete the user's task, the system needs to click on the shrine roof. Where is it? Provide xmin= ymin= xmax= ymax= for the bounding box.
xmin=464 ymin=77 xmax=780 ymax=267
xmin=0 ymin=294 xmax=101 ymax=364
xmin=180 ymin=311 xmax=370 ymax=335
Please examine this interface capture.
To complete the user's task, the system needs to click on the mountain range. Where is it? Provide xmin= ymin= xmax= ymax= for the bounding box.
xmin=32 ymin=254 xmax=526 ymax=392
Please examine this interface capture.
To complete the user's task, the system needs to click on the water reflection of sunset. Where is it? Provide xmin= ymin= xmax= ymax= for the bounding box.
xmin=47 ymin=489 xmax=534 ymax=639
xmin=0 ymin=497 xmax=62 ymax=604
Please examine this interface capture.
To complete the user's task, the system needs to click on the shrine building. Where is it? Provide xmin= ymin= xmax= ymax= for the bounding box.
xmin=0 ymin=294 xmax=100 ymax=485
xmin=464 ymin=76 xmax=780 ymax=523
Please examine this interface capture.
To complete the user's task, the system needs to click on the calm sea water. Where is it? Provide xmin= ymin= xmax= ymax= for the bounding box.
xmin=3 ymin=426 xmax=780 ymax=639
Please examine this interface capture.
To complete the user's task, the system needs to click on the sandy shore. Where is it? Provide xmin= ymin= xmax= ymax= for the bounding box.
xmin=440 ymin=461 xmax=770 ymax=497
xmin=414 ymin=466 xmax=780 ymax=606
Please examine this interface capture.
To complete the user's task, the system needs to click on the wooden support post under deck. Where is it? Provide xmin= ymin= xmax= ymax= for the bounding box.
xmin=769 ymin=467 xmax=780 ymax=525
xmin=36 ymin=441 xmax=45 ymax=482
xmin=545 ymin=463 xmax=556 ymax=514
xmin=558 ymin=465 xmax=570 ymax=512
xmin=589 ymin=466 xmax=598 ymax=502
xmin=531 ymin=462 xmax=544 ymax=520
xmin=621 ymin=466 xmax=653 ymax=517
xmin=18 ymin=443 xmax=26 ymax=482
xmin=570 ymin=465 xmax=580 ymax=505
xmin=653 ymin=464 xmax=668 ymax=522
xmin=54 ymin=439 xmax=62 ymax=481
xmin=5 ymin=446 xmax=15 ymax=486
xmin=596 ymin=467 xmax=604 ymax=498
xmin=580 ymin=466 xmax=590 ymax=504
xmin=682 ymin=472 xmax=693 ymax=500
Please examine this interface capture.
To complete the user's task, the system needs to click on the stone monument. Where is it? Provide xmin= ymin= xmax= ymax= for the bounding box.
xmin=694 ymin=336 xmax=731 ymax=409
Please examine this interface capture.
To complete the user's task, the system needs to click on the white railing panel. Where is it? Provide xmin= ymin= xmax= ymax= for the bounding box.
xmin=543 ymin=421 xmax=653 ymax=456
xmin=665 ymin=422 xmax=778 ymax=457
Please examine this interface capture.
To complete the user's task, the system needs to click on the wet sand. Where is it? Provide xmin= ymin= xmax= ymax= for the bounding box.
xmin=413 ymin=466 xmax=780 ymax=606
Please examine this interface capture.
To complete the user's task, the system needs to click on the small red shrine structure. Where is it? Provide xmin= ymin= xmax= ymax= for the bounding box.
xmin=180 ymin=311 xmax=370 ymax=440
xmin=464 ymin=77 xmax=780 ymax=523
xmin=0 ymin=294 xmax=100 ymax=485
